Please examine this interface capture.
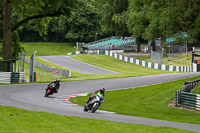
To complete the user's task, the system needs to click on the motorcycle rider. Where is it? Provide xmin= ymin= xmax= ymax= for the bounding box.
xmin=87 ymin=88 xmax=105 ymax=103
xmin=47 ymin=79 xmax=60 ymax=93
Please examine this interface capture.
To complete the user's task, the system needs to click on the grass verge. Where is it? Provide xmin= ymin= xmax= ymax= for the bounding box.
xmin=70 ymin=76 xmax=200 ymax=125
xmin=21 ymin=42 xmax=76 ymax=56
xmin=0 ymin=105 xmax=195 ymax=133
xmin=191 ymin=84 xmax=200 ymax=94
xmin=70 ymin=55 xmax=174 ymax=75
xmin=132 ymin=52 xmax=193 ymax=66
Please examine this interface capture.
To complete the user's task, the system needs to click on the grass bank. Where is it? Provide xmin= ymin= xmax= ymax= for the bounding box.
xmin=70 ymin=55 xmax=174 ymax=75
xmin=133 ymin=52 xmax=194 ymax=66
xmin=70 ymin=76 xmax=200 ymax=125
xmin=191 ymin=84 xmax=200 ymax=94
xmin=0 ymin=105 xmax=195 ymax=133
xmin=21 ymin=42 xmax=76 ymax=56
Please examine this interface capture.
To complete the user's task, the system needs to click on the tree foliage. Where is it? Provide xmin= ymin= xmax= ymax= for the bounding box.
xmin=65 ymin=2 xmax=100 ymax=42
xmin=1 ymin=0 xmax=80 ymax=60
xmin=128 ymin=0 xmax=200 ymax=45
xmin=100 ymin=0 xmax=129 ymax=36
xmin=1 ymin=0 xmax=200 ymax=59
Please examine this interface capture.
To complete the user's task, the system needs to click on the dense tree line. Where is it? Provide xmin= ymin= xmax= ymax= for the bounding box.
xmin=1 ymin=0 xmax=200 ymax=60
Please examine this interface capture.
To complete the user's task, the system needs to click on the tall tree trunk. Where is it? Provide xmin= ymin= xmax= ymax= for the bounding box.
xmin=136 ymin=36 xmax=141 ymax=52
xmin=151 ymin=40 xmax=155 ymax=51
xmin=2 ymin=0 xmax=12 ymax=60
xmin=161 ymin=36 xmax=166 ymax=47
xmin=161 ymin=36 xmax=167 ymax=56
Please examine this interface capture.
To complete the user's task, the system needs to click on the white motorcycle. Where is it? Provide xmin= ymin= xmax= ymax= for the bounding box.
xmin=84 ymin=95 xmax=104 ymax=113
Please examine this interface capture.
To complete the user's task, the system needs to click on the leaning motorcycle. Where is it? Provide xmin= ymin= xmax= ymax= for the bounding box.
xmin=45 ymin=83 xmax=57 ymax=97
xmin=84 ymin=95 xmax=104 ymax=113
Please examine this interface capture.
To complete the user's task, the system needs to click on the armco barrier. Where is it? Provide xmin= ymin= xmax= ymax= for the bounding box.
xmin=0 ymin=72 xmax=11 ymax=83
xmin=11 ymin=72 xmax=26 ymax=83
xmin=105 ymin=51 xmax=196 ymax=72
xmin=181 ymin=92 xmax=200 ymax=111
xmin=67 ymin=51 xmax=81 ymax=55
xmin=25 ymin=57 xmax=71 ymax=77
xmin=175 ymin=78 xmax=200 ymax=111
xmin=0 ymin=72 xmax=26 ymax=83
xmin=67 ymin=50 xmax=106 ymax=55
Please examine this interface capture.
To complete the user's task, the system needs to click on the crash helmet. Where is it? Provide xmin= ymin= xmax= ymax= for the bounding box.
xmin=56 ymin=79 xmax=60 ymax=84
xmin=100 ymin=88 xmax=105 ymax=93
xmin=56 ymin=79 xmax=60 ymax=82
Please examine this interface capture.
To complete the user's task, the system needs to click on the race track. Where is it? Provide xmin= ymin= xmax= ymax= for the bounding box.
xmin=1 ymin=73 xmax=200 ymax=132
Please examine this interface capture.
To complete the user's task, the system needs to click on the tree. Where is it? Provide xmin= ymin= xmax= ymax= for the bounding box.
xmin=2 ymin=0 xmax=79 ymax=60
xmin=0 ymin=0 xmax=2 ymax=39
xmin=127 ymin=0 xmax=200 ymax=51
xmin=127 ymin=0 xmax=149 ymax=51
xmin=65 ymin=2 xmax=100 ymax=42
xmin=48 ymin=16 xmax=70 ymax=42
xmin=100 ymin=0 xmax=129 ymax=36
xmin=0 ymin=0 xmax=2 ymax=57
xmin=2 ymin=0 xmax=12 ymax=60
xmin=174 ymin=0 xmax=200 ymax=45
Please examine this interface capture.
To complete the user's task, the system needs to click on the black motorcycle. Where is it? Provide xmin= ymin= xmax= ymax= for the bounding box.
xmin=44 ymin=83 xmax=57 ymax=97
xmin=84 ymin=95 xmax=104 ymax=113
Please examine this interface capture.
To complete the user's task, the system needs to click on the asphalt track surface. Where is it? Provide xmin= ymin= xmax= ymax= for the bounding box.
xmin=1 ymin=73 xmax=200 ymax=132
xmin=38 ymin=56 xmax=119 ymax=74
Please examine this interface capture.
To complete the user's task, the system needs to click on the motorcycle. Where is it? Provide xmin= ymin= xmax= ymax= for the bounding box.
xmin=44 ymin=83 xmax=57 ymax=97
xmin=84 ymin=95 xmax=104 ymax=113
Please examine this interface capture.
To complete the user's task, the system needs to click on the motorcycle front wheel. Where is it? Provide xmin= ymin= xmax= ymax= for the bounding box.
xmin=91 ymin=103 xmax=99 ymax=113
xmin=83 ymin=105 xmax=88 ymax=112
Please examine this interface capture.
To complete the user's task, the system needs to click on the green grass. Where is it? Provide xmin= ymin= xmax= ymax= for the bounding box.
xmin=0 ymin=105 xmax=195 ymax=133
xmin=191 ymin=84 xmax=200 ymax=94
xmin=71 ymin=54 xmax=173 ymax=75
xmin=133 ymin=52 xmax=193 ymax=66
xmin=70 ymin=76 xmax=200 ymax=125
xmin=21 ymin=42 xmax=76 ymax=56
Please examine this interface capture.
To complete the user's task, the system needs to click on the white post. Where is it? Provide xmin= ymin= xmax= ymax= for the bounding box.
xmin=29 ymin=50 xmax=37 ymax=82
xmin=76 ymin=42 xmax=78 ymax=51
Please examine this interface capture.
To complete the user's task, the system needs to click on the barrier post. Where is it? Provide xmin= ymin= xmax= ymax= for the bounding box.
xmin=34 ymin=72 xmax=37 ymax=82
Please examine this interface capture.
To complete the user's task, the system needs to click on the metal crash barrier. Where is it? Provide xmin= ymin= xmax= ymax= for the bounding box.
xmin=175 ymin=78 xmax=200 ymax=111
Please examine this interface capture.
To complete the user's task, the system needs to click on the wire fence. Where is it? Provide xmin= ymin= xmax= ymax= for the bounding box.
xmin=18 ymin=52 xmax=26 ymax=72
xmin=24 ymin=69 xmax=65 ymax=82
xmin=168 ymin=57 xmax=191 ymax=66
xmin=151 ymin=51 xmax=163 ymax=64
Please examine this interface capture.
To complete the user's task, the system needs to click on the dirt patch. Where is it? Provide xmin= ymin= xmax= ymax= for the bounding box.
xmin=168 ymin=100 xmax=200 ymax=113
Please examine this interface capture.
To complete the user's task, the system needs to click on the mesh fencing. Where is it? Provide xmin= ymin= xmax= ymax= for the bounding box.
xmin=18 ymin=52 xmax=26 ymax=72
xmin=24 ymin=69 xmax=65 ymax=82
xmin=151 ymin=51 xmax=163 ymax=64
xmin=25 ymin=57 xmax=70 ymax=77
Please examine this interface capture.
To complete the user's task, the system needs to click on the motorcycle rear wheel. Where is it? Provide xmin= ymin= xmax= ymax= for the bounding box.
xmin=45 ymin=89 xmax=51 ymax=97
